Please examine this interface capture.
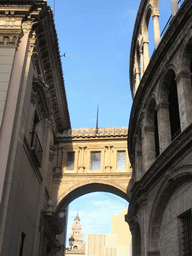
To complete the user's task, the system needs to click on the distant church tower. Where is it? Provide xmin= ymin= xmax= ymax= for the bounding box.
xmin=70 ymin=213 xmax=83 ymax=249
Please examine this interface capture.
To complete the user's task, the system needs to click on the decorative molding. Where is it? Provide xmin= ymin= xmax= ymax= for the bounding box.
xmin=28 ymin=31 xmax=36 ymax=56
xmin=0 ymin=34 xmax=20 ymax=46
xmin=31 ymin=78 xmax=50 ymax=120
xmin=49 ymin=145 xmax=56 ymax=162
xmin=175 ymin=70 xmax=192 ymax=82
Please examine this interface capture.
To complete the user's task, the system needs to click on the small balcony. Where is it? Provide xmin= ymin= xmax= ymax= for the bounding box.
xmin=30 ymin=131 xmax=43 ymax=167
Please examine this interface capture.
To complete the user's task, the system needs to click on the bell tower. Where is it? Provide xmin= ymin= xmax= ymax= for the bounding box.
xmin=70 ymin=213 xmax=83 ymax=249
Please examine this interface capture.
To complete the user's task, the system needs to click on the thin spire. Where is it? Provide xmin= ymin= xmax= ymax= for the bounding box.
xmin=96 ymin=105 xmax=99 ymax=134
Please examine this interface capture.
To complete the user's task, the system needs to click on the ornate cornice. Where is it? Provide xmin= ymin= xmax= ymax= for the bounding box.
xmin=0 ymin=4 xmax=31 ymax=47
xmin=0 ymin=1 xmax=71 ymax=132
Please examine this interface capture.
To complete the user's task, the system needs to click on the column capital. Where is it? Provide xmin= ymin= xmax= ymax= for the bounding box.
xmin=144 ymin=125 xmax=155 ymax=132
xmin=142 ymin=36 xmax=149 ymax=44
xmin=175 ymin=70 xmax=191 ymax=83
xmin=152 ymin=8 xmax=160 ymax=18
xmin=156 ymin=102 xmax=169 ymax=112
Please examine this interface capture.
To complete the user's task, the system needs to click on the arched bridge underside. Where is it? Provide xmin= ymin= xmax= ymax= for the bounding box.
xmin=53 ymin=174 xmax=133 ymax=213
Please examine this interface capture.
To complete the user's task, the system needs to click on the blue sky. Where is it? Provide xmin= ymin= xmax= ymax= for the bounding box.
xmin=47 ymin=0 xmax=140 ymax=128
xmin=47 ymin=0 xmax=173 ymax=246
xmin=66 ymin=192 xmax=128 ymax=245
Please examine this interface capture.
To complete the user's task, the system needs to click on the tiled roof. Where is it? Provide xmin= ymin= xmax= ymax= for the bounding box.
xmin=57 ymin=127 xmax=128 ymax=138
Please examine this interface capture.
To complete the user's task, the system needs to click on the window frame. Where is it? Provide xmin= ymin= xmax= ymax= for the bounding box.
xmin=66 ymin=152 xmax=75 ymax=170
xmin=90 ymin=151 xmax=101 ymax=170
xmin=117 ymin=150 xmax=126 ymax=170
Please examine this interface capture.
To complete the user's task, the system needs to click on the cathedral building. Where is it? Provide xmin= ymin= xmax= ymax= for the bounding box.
xmin=126 ymin=0 xmax=192 ymax=255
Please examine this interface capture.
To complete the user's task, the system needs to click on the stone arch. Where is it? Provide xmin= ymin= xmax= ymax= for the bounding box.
xmin=176 ymin=32 xmax=192 ymax=130
xmin=179 ymin=30 xmax=192 ymax=72
xmin=157 ymin=65 xmax=180 ymax=149
xmin=55 ymin=180 xmax=130 ymax=213
xmin=143 ymin=94 xmax=159 ymax=169
xmin=148 ymin=167 xmax=192 ymax=253
xmin=142 ymin=4 xmax=153 ymax=71
xmin=134 ymin=40 xmax=142 ymax=94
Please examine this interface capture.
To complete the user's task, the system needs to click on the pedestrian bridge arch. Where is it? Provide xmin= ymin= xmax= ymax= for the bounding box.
xmin=55 ymin=179 xmax=131 ymax=213
xmin=51 ymin=128 xmax=133 ymax=212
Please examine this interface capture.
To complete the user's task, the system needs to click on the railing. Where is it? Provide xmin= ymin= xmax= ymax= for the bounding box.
xmin=30 ymin=131 xmax=43 ymax=167
xmin=160 ymin=0 xmax=186 ymax=38
xmin=178 ymin=0 xmax=185 ymax=8
xmin=160 ymin=14 xmax=172 ymax=38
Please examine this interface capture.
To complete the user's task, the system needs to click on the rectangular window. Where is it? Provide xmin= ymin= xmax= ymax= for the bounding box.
xmin=91 ymin=152 xmax=101 ymax=170
xmin=117 ymin=151 xmax=126 ymax=169
xmin=178 ymin=209 xmax=192 ymax=256
xmin=67 ymin=152 xmax=75 ymax=170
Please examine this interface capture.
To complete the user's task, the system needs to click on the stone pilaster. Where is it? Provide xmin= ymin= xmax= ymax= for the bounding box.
xmin=176 ymin=71 xmax=192 ymax=131
xmin=78 ymin=147 xmax=87 ymax=173
xmin=104 ymin=146 xmax=113 ymax=172
xmin=156 ymin=102 xmax=172 ymax=153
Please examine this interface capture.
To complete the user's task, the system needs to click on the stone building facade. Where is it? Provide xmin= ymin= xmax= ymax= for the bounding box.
xmin=126 ymin=0 xmax=192 ymax=256
xmin=52 ymin=127 xmax=132 ymax=214
xmin=0 ymin=1 xmax=70 ymax=255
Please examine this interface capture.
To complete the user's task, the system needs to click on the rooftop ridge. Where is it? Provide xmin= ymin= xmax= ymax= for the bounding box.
xmin=56 ymin=127 xmax=128 ymax=138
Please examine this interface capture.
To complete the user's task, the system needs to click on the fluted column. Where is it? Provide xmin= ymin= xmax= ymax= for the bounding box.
xmin=143 ymin=36 xmax=149 ymax=72
xmin=140 ymin=46 xmax=144 ymax=77
xmin=152 ymin=9 xmax=161 ymax=48
xmin=135 ymin=67 xmax=141 ymax=92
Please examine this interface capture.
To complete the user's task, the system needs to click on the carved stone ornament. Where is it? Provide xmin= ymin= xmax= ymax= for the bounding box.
xmin=31 ymin=78 xmax=50 ymax=120
xmin=28 ymin=31 xmax=36 ymax=56
xmin=0 ymin=35 xmax=20 ymax=47
xmin=49 ymin=145 xmax=56 ymax=161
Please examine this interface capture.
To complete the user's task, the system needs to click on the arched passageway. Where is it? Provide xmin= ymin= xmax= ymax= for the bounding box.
xmin=56 ymin=182 xmax=129 ymax=213
xmin=55 ymin=185 xmax=131 ymax=256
